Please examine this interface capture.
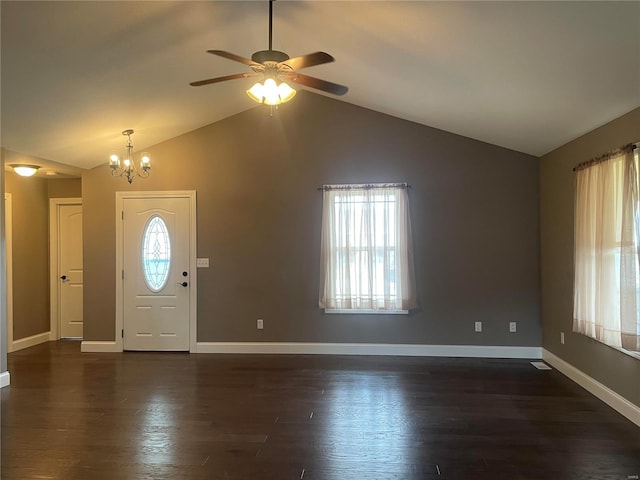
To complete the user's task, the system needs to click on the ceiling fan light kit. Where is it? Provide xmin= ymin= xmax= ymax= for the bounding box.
xmin=247 ymin=76 xmax=296 ymax=106
xmin=190 ymin=0 xmax=348 ymax=106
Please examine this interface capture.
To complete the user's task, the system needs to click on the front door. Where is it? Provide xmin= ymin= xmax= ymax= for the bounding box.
xmin=59 ymin=203 xmax=83 ymax=338
xmin=122 ymin=197 xmax=191 ymax=350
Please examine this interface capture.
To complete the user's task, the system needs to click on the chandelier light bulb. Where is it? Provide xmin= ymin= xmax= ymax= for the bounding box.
xmin=140 ymin=154 xmax=151 ymax=171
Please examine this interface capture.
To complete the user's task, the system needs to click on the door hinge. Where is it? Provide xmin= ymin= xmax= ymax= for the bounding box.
xmin=121 ymin=211 xmax=124 ymax=220
xmin=122 ymin=269 xmax=124 ymax=280
xmin=121 ymin=329 xmax=124 ymax=338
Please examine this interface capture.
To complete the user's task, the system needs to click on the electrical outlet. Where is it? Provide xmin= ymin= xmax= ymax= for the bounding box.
xmin=509 ymin=322 xmax=517 ymax=333
xmin=257 ymin=319 xmax=264 ymax=330
xmin=560 ymin=332 xmax=565 ymax=344
xmin=474 ymin=321 xmax=482 ymax=332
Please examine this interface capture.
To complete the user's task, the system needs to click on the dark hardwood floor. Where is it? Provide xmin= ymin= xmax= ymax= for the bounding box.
xmin=1 ymin=341 xmax=639 ymax=480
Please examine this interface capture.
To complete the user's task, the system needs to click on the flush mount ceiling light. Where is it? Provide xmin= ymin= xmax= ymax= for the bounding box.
xmin=189 ymin=0 xmax=348 ymax=106
xmin=10 ymin=164 xmax=40 ymax=177
xmin=109 ymin=129 xmax=150 ymax=184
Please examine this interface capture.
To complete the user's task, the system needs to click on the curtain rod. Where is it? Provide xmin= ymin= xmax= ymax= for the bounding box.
xmin=572 ymin=142 xmax=638 ymax=172
xmin=317 ymin=182 xmax=411 ymax=191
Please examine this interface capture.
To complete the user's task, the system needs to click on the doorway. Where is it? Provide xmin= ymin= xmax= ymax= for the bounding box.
xmin=115 ymin=191 xmax=197 ymax=352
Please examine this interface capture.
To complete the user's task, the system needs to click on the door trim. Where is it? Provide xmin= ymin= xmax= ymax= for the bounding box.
xmin=5 ymin=193 xmax=13 ymax=353
xmin=114 ymin=191 xmax=197 ymax=353
xmin=49 ymin=198 xmax=82 ymax=341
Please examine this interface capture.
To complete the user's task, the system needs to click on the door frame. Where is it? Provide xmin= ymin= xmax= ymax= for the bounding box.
xmin=5 ymin=193 xmax=13 ymax=353
xmin=115 ymin=191 xmax=197 ymax=353
xmin=49 ymin=197 xmax=83 ymax=340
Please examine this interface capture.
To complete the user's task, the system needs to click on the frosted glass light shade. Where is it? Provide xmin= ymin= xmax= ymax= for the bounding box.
xmin=10 ymin=164 xmax=40 ymax=177
xmin=247 ymin=77 xmax=296 ymax=105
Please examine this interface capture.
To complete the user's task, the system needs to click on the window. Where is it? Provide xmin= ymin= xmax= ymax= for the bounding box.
xmin=319 ymin=183 xmax=416 ymax=313
xmin=573 ymin=145 xmax=640 ymax=353
xmin=142 ymin=215 xmax=171 ymax=292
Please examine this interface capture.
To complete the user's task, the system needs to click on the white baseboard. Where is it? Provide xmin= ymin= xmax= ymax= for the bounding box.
xmin=542 ymin=349 xmax=640 ymax=427
xmin=11 ymin=331 xmax=51 ymax=353
xmin=0 ymin=371 xmax=10 ymax=388
xmin=81 ymin=341 xmax=120 ymax=353
xmin=196 ymin=342 xmax=542 ymax=358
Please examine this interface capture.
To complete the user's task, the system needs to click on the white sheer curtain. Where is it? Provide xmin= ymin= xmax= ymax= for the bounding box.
xmin=319 ymin=184 xmax=416 ymax=311
xmin=573 ymin=145 xmax=640 ymax=352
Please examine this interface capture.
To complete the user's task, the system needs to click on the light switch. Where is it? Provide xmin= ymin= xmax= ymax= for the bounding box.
xmin=197 ymin=258 xmax=210 ymax=268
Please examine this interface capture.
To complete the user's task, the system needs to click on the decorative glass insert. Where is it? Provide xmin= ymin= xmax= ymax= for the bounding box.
xmin=142 ymin=215 xmax=171 ymax=292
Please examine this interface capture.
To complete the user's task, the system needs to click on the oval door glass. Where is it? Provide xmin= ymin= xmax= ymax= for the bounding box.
xmin=142 ymin=215 xmax=171 ymax=292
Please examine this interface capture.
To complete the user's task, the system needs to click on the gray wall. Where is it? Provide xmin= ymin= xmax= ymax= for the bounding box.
xmin=3 ymin=168 xmax=82 ymax=343
xmin=83 ymin=92 xmax=541 ymax=346
xmin=48 ymin=178 xmax=81 ymax=199
xmin=4 ymin=171 xmax=49 ymax=340
xmin=540 ymin=106 xmax=640 ymax=407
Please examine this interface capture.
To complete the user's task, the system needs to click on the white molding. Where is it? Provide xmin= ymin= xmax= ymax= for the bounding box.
xmin=49 ymin=198 xmax=83 ymax=341
xmin=0 ymin=371 xmax=10 ymax=388
xmin=196 ymin=342 xmax=542 ymax=358
xmin=115 ymin=190 xmax=197 ymax=353
xmin=543 ymin=349 xmax=640 ymax=427
xmin=11 ymin=332 xmax=51 ymax=352
xmin=4 ymin=193 xmax=13 ymax=353
xmin=81 ymin=341 xmax=120 ymax=353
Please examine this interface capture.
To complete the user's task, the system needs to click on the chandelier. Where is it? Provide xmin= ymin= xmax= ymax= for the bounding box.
xmin=109 ymin=129 xmax=150 ymax=184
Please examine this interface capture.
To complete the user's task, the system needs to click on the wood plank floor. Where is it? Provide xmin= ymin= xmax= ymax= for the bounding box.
xmin=1 ymin=341 xmax=639 ymax=480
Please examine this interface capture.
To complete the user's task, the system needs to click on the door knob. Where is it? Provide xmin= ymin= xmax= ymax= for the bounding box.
xmin=177 ymin=281 xmax=188 ymax=287
xmin=60 ymin=275 xmax=67 ymax=281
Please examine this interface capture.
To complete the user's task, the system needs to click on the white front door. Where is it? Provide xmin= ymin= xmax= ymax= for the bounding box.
xmin=59 ymin=204 xmax=83 ymax=338
xmin=122 ymin=197 xmax=191 ymax=351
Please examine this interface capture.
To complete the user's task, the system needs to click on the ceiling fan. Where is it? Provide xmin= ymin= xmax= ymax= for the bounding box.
xmin=189 ymin=0 xmax=348 ymax=105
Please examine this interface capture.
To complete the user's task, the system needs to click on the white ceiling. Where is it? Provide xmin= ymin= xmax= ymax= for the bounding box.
xmin=2 ymin=1 xmax=639 ymax=171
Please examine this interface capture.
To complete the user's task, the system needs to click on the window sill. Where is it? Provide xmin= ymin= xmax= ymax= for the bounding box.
xmin=324 ymin=309 xmax=409 ymax=315
xmin=615 ymin=345 xmax=640 ymax=361
xmin=585 ymin=334 xmax=640 ymax=361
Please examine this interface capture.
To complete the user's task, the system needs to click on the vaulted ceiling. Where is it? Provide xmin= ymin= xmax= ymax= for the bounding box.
xmin=2 ymin=1 xmax=639 ymax=172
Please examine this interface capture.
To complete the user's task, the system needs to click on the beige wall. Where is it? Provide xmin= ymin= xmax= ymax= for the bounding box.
xmin=3 ymin=171 xmax=81 ymax=341
xmin=540 ymin=107 xmax=640 ymax=407
xmin=83 ymin=92 xmax=541 ymax=345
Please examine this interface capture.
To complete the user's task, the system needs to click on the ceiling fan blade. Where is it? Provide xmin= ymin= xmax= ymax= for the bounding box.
xmin=207 ymin=50 xmax=259 ymax=67
xmin=284 ymin=72 xmax=348 ymax=96
xmin=190 ymin=72 xmax=258 ymax=87
xmin=279 ymin=51 xmax=334 ymax=71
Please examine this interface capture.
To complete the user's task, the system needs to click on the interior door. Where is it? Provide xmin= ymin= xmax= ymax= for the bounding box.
xmin=59 ymin=204 xmax=83 ymax=338
xmin=123 ymin=197 xmax=190 ymax=351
